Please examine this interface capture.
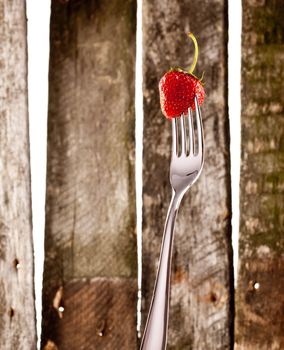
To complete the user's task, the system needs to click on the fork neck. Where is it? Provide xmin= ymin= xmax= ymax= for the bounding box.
xmin=140 ymin=188 xmax=185 ymax=350
xmin=172 ymin=188 xmax=186 ymax=209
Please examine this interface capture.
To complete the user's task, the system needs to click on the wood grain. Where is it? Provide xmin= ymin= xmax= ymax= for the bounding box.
xmin=236 ymin=1 xmax=284 ymax=349
xmin=0 ymin=0 xmax=36 ymax=348
xmin=141 ymin=1 xmax=233 ymax=349
xmin=43 ymin=278 xmax=137 ymax=350
xmin=41 ymin=1 xmax=137 ymax=348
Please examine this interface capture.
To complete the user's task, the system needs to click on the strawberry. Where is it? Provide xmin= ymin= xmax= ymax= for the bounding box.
xmin=159 ymin=70 xmax=204 ymax=118
xmin=159 ymin=33 xmax=205 ymax=119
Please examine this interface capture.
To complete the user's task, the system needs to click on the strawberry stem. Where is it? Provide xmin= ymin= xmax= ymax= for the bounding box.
xmin=188 ymin=32 xmax=198 ymax=74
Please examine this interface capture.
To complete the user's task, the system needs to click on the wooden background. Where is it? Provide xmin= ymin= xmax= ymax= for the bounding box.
xmin=0 ymin=1 xmax=36 ymax=349
xmin=41 ymin=1 xmax=137 ymax=349
xmin=235 ymin=1 xmax=284 ymax=349
xmin=0 ymin=0 xmax=283 ymax=349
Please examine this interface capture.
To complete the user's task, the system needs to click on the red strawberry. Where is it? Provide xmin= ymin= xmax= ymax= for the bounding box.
xmin=159 ymin=33 xmax=205 ymax=119
xmin=159 ymin=70 xmax=204 ymax=118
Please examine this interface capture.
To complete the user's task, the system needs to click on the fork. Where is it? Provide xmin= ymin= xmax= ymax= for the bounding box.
xmin=140 ymin=97 xmax=204 ymax=350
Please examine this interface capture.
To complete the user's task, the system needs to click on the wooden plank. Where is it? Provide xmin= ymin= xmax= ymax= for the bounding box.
xmin=43 ymin=278 xmax=137 ymax=350
xmin=235 ymin=1 xmax=284 ymax=349
xmin=41 ymin=0 xmax=137 ymax=348
xmin=141 ymin=1 xmax=233 ymax=349
xmin=0 ymin=1 xmax=36 ymax=348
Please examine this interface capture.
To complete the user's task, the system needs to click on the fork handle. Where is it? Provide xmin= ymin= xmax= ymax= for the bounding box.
xmin=140 ymin=190 xmax=183 ymax=350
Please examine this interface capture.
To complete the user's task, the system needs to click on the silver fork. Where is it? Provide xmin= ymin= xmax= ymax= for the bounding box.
xmin=140 ymin=97 xmax=204 ymax=350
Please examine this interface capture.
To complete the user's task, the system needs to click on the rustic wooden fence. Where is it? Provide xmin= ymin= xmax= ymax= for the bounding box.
xmin=0 ymin=1 xmax=36 ymax=348
xmin=236 ymin=1 xmax=284 ymax=349
xmin=0 ymin=0 xmax=283 ymax=349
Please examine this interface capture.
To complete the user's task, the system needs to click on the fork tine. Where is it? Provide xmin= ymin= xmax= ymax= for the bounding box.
xmin=194 ymin=96 xmax=204 ymax=154
xmin=172 ymin=118 xmax=177 ymax=156
xmin=180 ymin=114 xmax=186 ymax=155
xmin=188 ymin=108 xmax=194 ymax=155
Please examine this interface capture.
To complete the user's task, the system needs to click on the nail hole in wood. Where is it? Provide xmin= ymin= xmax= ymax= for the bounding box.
xmin=248 ymin=280 xmax=260 ymax=292
xmin=57 ymin=303 xmax=65 ymax=319
xmin=210 ymin=292 xmax=217 ymax=303
xmin=97 ymin=320 xmax=106 ymax=337
xmin=13 ymin=258 xmax=20 ymax=270
xmin=8 ymin=308 xmax=15 ymax=318
xmin=58 ymin=306 xmax=64 ymax=313
xmin=98 ymin=330 xmax=105 ymax=337
xmin=53 ymin=286 xmax=64 ymax=318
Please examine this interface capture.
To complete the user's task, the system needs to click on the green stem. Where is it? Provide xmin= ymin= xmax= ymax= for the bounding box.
xmin=188 ymin=32 xmax=198 ymax=74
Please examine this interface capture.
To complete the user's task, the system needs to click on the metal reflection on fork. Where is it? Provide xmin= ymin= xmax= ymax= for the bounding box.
xmin=140 ymin=96 xmax=205 ymax=350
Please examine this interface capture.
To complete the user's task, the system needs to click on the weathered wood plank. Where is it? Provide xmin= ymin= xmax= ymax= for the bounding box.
xmin=141 ymin=1 xmax=233 ymax=349
xmin=236 ymin=1 xmax=284 ymax=349
xmin=0 ymin=0 xmax=36 ymax=348
xmin=43 ymin=278 xmax=137 ymax=350
xmin=41 ymin=0 xmax=137 ymax=348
